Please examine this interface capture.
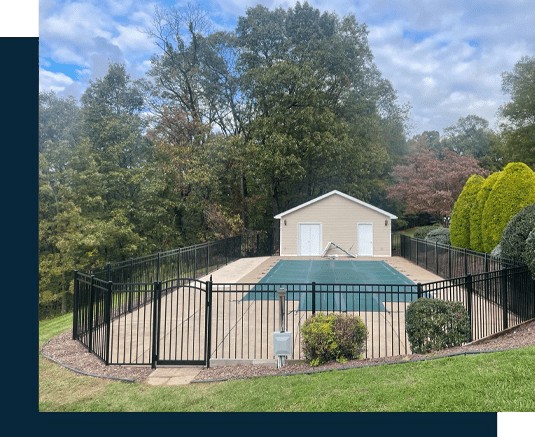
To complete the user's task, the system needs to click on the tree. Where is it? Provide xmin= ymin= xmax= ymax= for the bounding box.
xmin=481 ymin=162 xmax=535 ymax=252
xmin=449 ymin=174 xmax=486 ymax=248
xmin=237 ymin=2 xmax=406 ymax=215
xmin=499 ymin=56 xmax=535 ymax=167
xmin=469 ymin=171 xmax=500 ymax=252
xmin=387 ymin=149 xmax=488 ymax=222
xmin=442 ymin=115 xmax=492 ymax=159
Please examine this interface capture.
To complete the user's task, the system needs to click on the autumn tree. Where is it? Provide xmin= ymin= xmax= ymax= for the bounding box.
xmin=387 ymin=149 xmax=489 ymax=222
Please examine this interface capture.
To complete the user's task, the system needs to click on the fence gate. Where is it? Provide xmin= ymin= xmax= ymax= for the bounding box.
xmin=155 ymin=279 xmax=212 ymax=367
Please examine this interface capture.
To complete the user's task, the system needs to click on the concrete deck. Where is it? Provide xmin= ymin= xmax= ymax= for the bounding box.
xmin=145 ymin=256 xmax=445 ymax=385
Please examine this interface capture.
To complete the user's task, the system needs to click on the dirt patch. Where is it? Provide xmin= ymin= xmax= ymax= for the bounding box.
xmin=41 ymin=319 xmax=535 ymax=383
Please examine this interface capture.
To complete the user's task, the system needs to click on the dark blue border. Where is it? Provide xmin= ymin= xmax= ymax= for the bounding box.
xmin=19 ymin=31 xmax=497 ymax=435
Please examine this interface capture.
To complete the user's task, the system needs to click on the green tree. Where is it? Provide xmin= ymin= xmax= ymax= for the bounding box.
xmin=481 ymin=162 xmax=535 ymax=252
xmin=469 ymin=172 xmax=500 ymax=252
xmin=450 ymin=174 xmax=486 ymax=248
xmin=499 ymin=56 xmax=535 ymax=168
xmin=442 ymin=115 xmax=492 ymax=159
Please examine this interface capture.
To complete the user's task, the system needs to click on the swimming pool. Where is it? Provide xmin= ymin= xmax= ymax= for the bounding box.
xmin=243 ymin=260 xmax=417 ymax=311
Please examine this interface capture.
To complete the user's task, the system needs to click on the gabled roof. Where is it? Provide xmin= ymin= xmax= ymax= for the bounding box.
xmin=273 ymin=190 xmax=398 ymax=219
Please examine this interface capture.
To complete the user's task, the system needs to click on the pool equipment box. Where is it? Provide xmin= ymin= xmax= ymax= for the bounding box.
xmin=273 ymin=331 xmax=293 ymax=356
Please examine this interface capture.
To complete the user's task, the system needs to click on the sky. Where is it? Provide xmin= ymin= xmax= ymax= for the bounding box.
xmin=34 ymin=0 xmax=535 ymax=135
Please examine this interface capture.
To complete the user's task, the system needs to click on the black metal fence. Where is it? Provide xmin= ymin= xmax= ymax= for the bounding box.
xmin=73 ymin=234 xmax=535 ymax=367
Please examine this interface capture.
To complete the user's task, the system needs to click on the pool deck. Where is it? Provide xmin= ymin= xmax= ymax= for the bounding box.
xmin=146 ymin=256 xmax=444 ymax=386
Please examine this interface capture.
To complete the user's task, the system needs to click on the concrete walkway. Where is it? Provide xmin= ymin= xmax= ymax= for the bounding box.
xmin=144 ymin=256 xmax=443 ymax=386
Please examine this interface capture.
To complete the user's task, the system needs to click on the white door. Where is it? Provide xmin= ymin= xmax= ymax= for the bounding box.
xmin=357 ymin=223 xmax=373 ymax=256
xmin=298 ymin=224 xmax=321 ymax=256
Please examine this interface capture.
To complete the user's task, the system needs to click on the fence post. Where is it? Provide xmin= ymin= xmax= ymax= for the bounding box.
xmin=128 ymin=258 xmax=134 ymax=313
xmin=88 ymin=275 xmax=95 ymax=353
xmin=194 ymin=245 xmax=197 ymax=279
xmin=464 ymin=248 xmax=468 ymax=276
xmin=501 ymin=269 xmax=509 ymax=330
xmin=204 ymin=276 xmax=213 ymax=368
xmin=72 ymin=271 xmax=79 ymax=340
xmin=417 ymin=283 xmax=423 ymax=299
xmin=156 ymin=252 xmax=161 ymax=282
xmin=107 ymin=263 xmax=111 ymax=281
xmin=416 ymin=240 xmax=419 ymax=266
xmin=435 ymin=241 xmax=439 ymax=275
xmin=448 ymin=248 xmax=452 ymax=279
xmin=151 ymin=281 xmax=162 ymax=369
xmin=312 ymin=282 xmax=317 ymax=315
xmin=105 ymin=281 xmax=112 ymax=365
xmin=466 ymin=274 xmax=473 ymax=342
xmin=425 ymin=241 xmax=428 ymax=270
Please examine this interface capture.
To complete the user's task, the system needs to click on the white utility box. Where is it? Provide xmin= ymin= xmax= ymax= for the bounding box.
xmin=273 ymin=331 xmax=293 ymax=357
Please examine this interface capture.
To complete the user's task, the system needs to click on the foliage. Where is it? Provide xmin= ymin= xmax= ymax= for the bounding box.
xmin=387 ymin=149 xmax=489 ymax=221
xmin=425 ymin=227 xmax=450 ymax=245
xmin=449 ymin=174 xmax=485 ymax=248
xmin=499 ymin=56 xmax=535 ymax=167
xmin=500 ymin=203 xmax=535 ymax=263
xmin=301 ymin=313 xmax=367 ymax=366
xmin=442 ymin=115 xmax=492 ymax=159
xmin=469 ymin=171 xmax=500 ymax=252
xmin=406 ymin=298 xmax=470 ymax=354
xmin=413 ymin=225 xmax=442 ymax=239
xmin=481 ymin=162 xmax=535 ymax=252
xmin=524 ymin=230 xmax=535 ymax=277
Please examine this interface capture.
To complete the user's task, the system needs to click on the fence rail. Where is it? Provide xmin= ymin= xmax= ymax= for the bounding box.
xmin=74 ymin=234 xmax=535 ymax=367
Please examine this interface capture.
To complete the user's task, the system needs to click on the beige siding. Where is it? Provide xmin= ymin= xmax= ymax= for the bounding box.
xmin=279 ymin=194 xmax=393 ymax=256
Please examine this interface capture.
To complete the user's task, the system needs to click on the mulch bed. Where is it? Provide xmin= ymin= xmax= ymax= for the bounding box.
xmin=40 ymin=319 xmax=535 ymax=383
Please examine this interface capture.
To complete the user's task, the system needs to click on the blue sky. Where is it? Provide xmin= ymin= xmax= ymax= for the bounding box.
xmin=34 ymin=0 xmax=535 ymax=135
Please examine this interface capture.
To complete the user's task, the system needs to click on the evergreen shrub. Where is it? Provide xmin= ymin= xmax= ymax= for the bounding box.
xmin=425 ymin=227 xmax=450 ymax=245
xmin=406 ymin=298 xmax=470 ymax=354
xmin=469 ymin=172 xmax=500 ymax=252
xmin=481 ymin=162 xmax=535 ymax=252
xmin=450 ymin=174 xmax=485 ymax=248
xmin=301 ymin=313 xmax=367 ymax=366
xmin=500 ymin=203 xmax=535 ymax=263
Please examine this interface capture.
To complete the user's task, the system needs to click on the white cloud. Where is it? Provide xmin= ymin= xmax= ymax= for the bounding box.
xmin=39 ymin=69 xmax=74 ymax=93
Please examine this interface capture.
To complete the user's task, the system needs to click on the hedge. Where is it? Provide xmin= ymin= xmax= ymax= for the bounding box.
xmin=425 ymin=227 xmax=450 ymax=245
xmin=450 ymin=174 xmax=485 ymax=248
xmin=481 ymin=162 xmax=535 ymax=253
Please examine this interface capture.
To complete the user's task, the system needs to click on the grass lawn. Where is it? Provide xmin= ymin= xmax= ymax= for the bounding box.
xmin=39 ymin=314 xmax=535 ymax=412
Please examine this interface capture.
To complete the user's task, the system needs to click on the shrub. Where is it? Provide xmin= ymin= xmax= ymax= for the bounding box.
xmin=481 ymin=162 xmax=535 ymax=253
xmin=469 ymin=172 xmax=500 ymax=252
xmin=425 ymin=227 xmax=450 ymax=245
xmin=301 ymin=313 xmax=367 ymax=366
xmin=500 ymin=203 xmax=535 ymax=262
xmin=450 ymin=174 xmax=485 ymax=248
xmin=406 ymin=298 xmax=470 ymax=354
xmin=413 ymin=224 xmax=441 ymax=239
xmin=524 ymin=230 xmax=535 ymax=278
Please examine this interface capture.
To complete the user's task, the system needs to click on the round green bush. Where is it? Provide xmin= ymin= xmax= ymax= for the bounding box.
xmin=406 ymin=298 xmax=470 ymax=354
xmin=500 ymin=203 xmax=535 ymax=262
xmin=301 ymin=313 xmax=367 ymax=366
xmin=450 ymin=174 xmax=485 ymax=248
xmin=425 ymin=227 xmax=450 ymax=245
xmin=481 ymin=162 xmax=535 ymax=253
xmin=469 ymin=172 xmax=500 ymax=252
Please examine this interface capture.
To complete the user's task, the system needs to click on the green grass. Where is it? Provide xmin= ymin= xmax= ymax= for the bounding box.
xmin=39 ymin=314 xmax=535 ymax=412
